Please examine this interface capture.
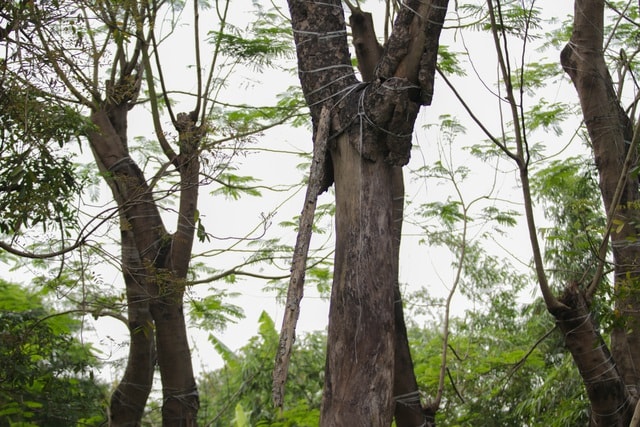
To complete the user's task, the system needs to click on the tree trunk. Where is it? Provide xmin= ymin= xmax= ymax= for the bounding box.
xmin=287 ymin=0 xmax=449 ymax=424
xmin=555 ymin=285 xmax=632 ymax=426
xmin=109 ymin=229 xmax=155 ymax=427
xmin=152 ymin=113 xmax=201 ymax=426
xmin=322 ymin=130 xmax=397 ymax=425
xmin=88 ymin=102 xmax=200 ymax=425
xmin=89 ymin=105 xmax=158 ymax=427
xmin=391 ymin=168 xmax=432 ymax=426
xmin=561 ymin=0 xmax=640 ymax=423
xmin=347 ymin=6 xmax=431 ymax=425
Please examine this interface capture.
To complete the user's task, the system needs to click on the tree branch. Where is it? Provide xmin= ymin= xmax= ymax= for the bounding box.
xmin=487 ymin=0 xmax=565 ymax=312
xmin=273 ymin=105 xmax=331 ymax=409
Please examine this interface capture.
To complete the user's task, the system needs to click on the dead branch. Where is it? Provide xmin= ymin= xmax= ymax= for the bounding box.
xmin=272 ymin=105 xmax=331 ymax=408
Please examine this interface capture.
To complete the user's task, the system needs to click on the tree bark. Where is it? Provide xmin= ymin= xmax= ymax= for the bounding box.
xmin=391 ymin=167 xmax=433 ymax=427
xmin=555 ymin=285 xmax=632 ymax=426
xmin=287 ymin=0 xmax=449 ymax=424
xmin=347 ymin=6 xmax=431 ymax=425
xmin=88 ymin=99 xmax=200 ymax=426
xmin=88 ymin=104 xmax=158 ymax=427
xmin=152 ymin=113 xmax=201 ymax=426
xmin=561 ymin=0 xmax=640 ymax=423
xmin=109 ymin=229 xmax=155 ymax=427
xmin=322 ymin=129 xmax=397 ymax=425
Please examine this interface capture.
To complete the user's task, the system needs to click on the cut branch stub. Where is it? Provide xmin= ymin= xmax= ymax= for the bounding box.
xmin=349 ymin=8 xmax=383 ymax=82
xmin=375 ymin=0 xmax=449 ymax=105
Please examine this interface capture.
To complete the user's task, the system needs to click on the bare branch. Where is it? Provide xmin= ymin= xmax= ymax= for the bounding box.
xmin=486 ymin=0 xmax=565 ymax=312
xmin=273 ymin=105 xmax=331 ymax=409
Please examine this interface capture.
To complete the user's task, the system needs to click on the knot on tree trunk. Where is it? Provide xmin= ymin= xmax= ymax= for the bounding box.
xmin=362 ymin=77 xmax=420 ymax=166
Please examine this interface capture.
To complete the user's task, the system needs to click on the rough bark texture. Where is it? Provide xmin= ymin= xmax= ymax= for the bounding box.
xmin=349 ymin=7 xmax=431 ymax=425
xmin=555 ymin=285 xmax=632 ymax=426
xmin=109 ymin=229 xmax=155 ymax=426
xmin=88 ymin=71 xmax=200 ymax=426
xmin=274 ymin=106 xmax=331 ymax=408
xmin=287 ymin=0 xmax=449 ymax=424
xmin=561 ymin=0 xmax=640 ymax=423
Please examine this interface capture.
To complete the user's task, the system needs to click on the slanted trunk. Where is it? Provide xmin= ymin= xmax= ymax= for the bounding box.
xmin=109 ymin=229 xmax=155 ymax=427
xmin=89 ymin=105 xmax=157 ymax=427
xmin=555 ymin=285 xmax=632 ymax=426
xmin=287 ymin=0 xmax=449 ymax=424
xmin=561 ymin=0 xmax=640 ymax=423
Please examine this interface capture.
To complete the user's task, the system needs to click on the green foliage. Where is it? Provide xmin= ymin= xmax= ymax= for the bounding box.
xmin=233 ymin=403 xmax=251 ymax=427
xmin=212 ymin=170 xmax=263 ymax=200
xmin=209 ymin=1 xmax=293 ymax=71
xmin=438 ymin=45 xmax=466 ymax=76
xmin=532 ymin=157 xmax=605 ymax=286
xmin=198 ymin=312 xmax=323 ymax=426
xmin=204 ymin=86 xmax=306 ymax=154
xmin=605 ymin=2 xmax=640 ymax=67
xmin=513 ymin=61 xmax=563 ymax=96
xmin=0 ymin=280 xmax=106 ymax=426
xmin=195 ymin=300 xmax=589 ymax=427
xmin=523 ymin=100 xmax=571 ymax=136
xmin=409 ymin=95 xmax=592 ymax=424
xmin=409 ymin=294 xmax=588 ymax=426
xmin=0 ymin=81 xmax=86 ymax=233
xmin=459 ymin=0 xmax=543 ymax=40
xmin=279 ymin=202 xmax=335 ymax=235
xmin=189 ymin=288 xmax=245 ymax=332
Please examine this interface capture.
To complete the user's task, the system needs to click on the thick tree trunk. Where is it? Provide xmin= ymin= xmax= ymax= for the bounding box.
xmin=321 ymin=131 xmax=397 ymax=425
xmin=561 ymin=0 xmax=640 ymax=423
xmin=287 ymin=0 xmax=448 ymax=424
xmin=347 ymin=7 xmax=431 ymax=425
xmin=153 ymin=114 xmax=201 ymax=426
xmin=89 ymin=106 xmax=158 ymax=427
xmin=151 ymin=292 xmax=198 ymax=426
xmin=555 ymin=285 xmax=632 ymax=426
xmin=88 ymin=105 xmax=200 ymax=426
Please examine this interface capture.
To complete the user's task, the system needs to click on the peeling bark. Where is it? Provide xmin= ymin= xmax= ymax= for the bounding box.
xmin=555 ymin=285 xmax=633 ymax=426
xmin=273 ymin=106 xmax=331 ymax=409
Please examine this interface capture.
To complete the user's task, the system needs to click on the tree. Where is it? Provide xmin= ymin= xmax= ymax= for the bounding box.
xmin=281 ymin=1 xmax=449 ymax=425
xmin=409 ymin=297 xmax=590 ymax=426
xmin=438 ymin=0 xmax=640 ymax=424
xmin=0 ymin=1 xmax=86 ymax=235
xmin=560 ymin=1 xmax=640 ymax=423
xmin=0 ymin=1 xmax=301 ymax=425
xmin=0 ymin=280 xmax=106 ymax=426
